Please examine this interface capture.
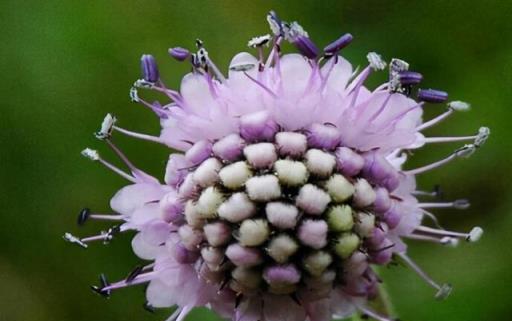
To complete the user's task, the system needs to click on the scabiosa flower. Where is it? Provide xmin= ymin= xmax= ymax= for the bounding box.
xmin=66 ymin=11 xmax=490 ymax=321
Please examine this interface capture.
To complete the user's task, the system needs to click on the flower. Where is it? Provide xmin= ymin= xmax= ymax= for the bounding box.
xmin=66 ymin=11 xmax=490 ymax=321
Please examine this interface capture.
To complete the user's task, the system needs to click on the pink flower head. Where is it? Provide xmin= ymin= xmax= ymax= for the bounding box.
xmin=67 ymin=11 xmax=490 ymax=321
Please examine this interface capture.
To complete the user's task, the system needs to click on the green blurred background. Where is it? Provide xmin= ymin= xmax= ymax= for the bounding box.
xmin=1 ymin=1 xmax=511 ymax=320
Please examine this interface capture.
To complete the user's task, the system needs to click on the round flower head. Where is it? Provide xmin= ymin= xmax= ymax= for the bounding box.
xmin=67 ymin=11 xmax=490 ymax=321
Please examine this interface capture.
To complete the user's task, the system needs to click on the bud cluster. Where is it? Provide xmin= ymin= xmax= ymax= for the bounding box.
xmin=162 ymin=124 xmax=401 ymax=298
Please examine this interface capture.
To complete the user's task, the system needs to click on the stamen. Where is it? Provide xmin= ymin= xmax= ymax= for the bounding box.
xmin=405 ymin=234 xmax=458 ymax=247
xmin=81 ymin=148 xmax=137 ymax=183
xmin=389 ymin=58 xmax=409 ymax=93
xmin=248 ymin=34 xmax=272 ymax=48
xmin=77 ymin=207 xmax=124 ymax=225
xmin=415 ymin=225 xmax=483 ymax=242
xmin=416 ymin=108 xmax=454 ymax=131
xmin=404 ymin=144 xmax=477 ymax=175
xmin=424 ymin=127 xmax=489 ymax=144
xmin=99 ymin=271 xmax=157 ymax=292
xmin=395 ymin=252 xmax=452 ymax=300
xmin=367 ymin=52 xmax=387 ymax=71
xmin=63 ymin=232 xmax=88 ymax=248
xmin=112 ymin=126 xmax=163 ymax=144
xmin=418 ymin=199 xmax=470 ymax=209
xmin=196 ymin=46 xmax=226 ymax=83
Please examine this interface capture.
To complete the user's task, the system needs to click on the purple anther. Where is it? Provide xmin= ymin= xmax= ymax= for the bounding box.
xmin=140 ymin=54 xmax=159 ymax=83
xmin=418 ymin=89 xmax=448 ymax=103
xmin=293 ymin=35 xmax=319 ymax=59
xmin=324 ymin=33 xmax=353 ymax=54
xmin=169 ymin=47 xmax=190 ymax=61
xmin=398 ymin=71 xmax=423 ymax=85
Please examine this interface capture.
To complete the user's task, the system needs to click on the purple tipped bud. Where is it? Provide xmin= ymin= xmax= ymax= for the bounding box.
xmin=263 ymin=264 xmax=301 ymax=285
xmin=298 ymin=219 xmax=328 ymax=249
xmin=335 ymin=147 xmax=365 ymax=176
xmin=185 ymin=140 xmax=212 ymax=164
xmin=178 ymin=225 xmax=203 ymax=250
xmin=398 ymin=71 xmax=423 ymax=85
xmin=367 ymin=225 xmax=388 ymax=248
xmin=159 ymin=191 xmax=184 ymax=223
xmin=212 ymin=134 xmax=245 ymax=161
xmin=292 ymin=35 xmax=319 ymax=59
xmin=307 ymin=123 xmax=342 ymax=150
xmin=383 ymin=204 xmax=402 ymax=229
xmin=239 ymin=110 xmax=278 ymax=142
xmin=344 ymin=252 xmax=368 ymax=278
xmin=324 ymin=33 xmax=353 ymax=54
xmin=225 ymin=243 xmax=263 ymax=267
xmin=418 ymin=89 xmax=449 ymax=103
xmin=370 ymin=239 xmax=394 ymax=265
xmin=168 ymin=47 xmax=190 ymax=61
xmin=362 ymin=152 xmax=400 ymax=191
xmin=164 ymin=154 xmax=190 ymax=187
xmin=373 ymin=187 xmax=392 ymax=213
xmin=203 ymin=222 xmax=232 ymax=247
xmin=174 ymin=242 xmax=200 ymax=264
xmin=140 ymin=54 xmax=159 ymax=83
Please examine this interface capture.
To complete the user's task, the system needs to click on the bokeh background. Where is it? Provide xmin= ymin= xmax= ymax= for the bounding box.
xmin=1 ymin=1 xmax=511 ymax=320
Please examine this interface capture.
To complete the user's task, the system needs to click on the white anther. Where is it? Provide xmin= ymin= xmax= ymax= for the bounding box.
xmin=63 ymin=233 xmax=88 ymax=248
xmin=455 ymin=144 xmax=476 ymax=158
xmin=239 ymin=219 xmax=270 ymax=246
xmin=129 ymin=86 xmax=140 ymax=102
xmin=267 ymin=12 xmax=282 ymax=36
xmin=81 ymin=148 xmax=99 ymax=161
xmin=305 ymin=149 xmax=336 ymax=177
xmin=296 ymin=184 xmax=331 ymax=215
xmin=274 ymin=159 xmax=308 ymax=186
xmin=435 ymin=283 xmax=453 ymax=300
xmin=286 ymin=21 xmax=308 ymax=41
xmin=475 ymin=127 xmax=490 ymax=146
xmin=440 ymin=237 xmax=459 ymax=247
xmin=95 ymin=113 xmax=117 ymax=140
xmin=245 ymin=175 xmax=281 ymax=201
xmin=218 ymin=192 xmax=256 ymax=223
xmin=367 ymin=52 xmax=386 ymax=71
xmin=244 ymin=143 xmax=277 ymax=169
xmin=267 ymin=234 xmax=299 ymax=263
xmin=466 ymin=226 xmax=483 ymax=242
xmin=266 ymin=202 xmax=299 ymax=229
xmin=133 ymin=79 xmax=154 ymax=88
xmin=219 ymin=161 xmax=252 ymax=189
xmin=325 ymin=174 xmax=355 ymax=202
xmin=193 ymin=158 xmax=222 ymax=187
xmin=248 ymin=34 xmax=272 ymax=48
xmin=448 ymin=101 xmax=470 ymax=111
xmin=453 ymin=199 xmax=470 ymax=210
xmin=196 ymin=187 xmax=224 ymax=219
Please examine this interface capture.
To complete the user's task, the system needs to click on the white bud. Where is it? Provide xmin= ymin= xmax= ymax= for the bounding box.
xmin=448 ymin=101 xmax=470 ymax=111
xmin=303 ymin=251 xmax=333 ymax=277
xmin=334 ymin=233 xmax=360 ymax=259
xmin=219 ymin=161 xmax=252 ymax=189
xmin=367 ymin=52 xmax=386 ymax=71
xmin=353 ymin=179 xmax=376 ymax=207
xmin=296 ymin=184 xmax=331 ymax=215
xmin=218 ymin=192 xmax=256 ymax=223
xmin=238 ymin=219 xmax=270 ymax=246
xmin=305 ymin=149 xmax=336 ymax=177
xmin=265 ymin=202 xmax=299 ymax=229
xmin=274 ymin=159 xmax=309 ymax=186
xmin=196 ymin=187 xmax=224 ymax=219
xmin=325 ymin=174 xmax=355 ymax=202
xmin=193 ymin=158 xmax=222 ymax=188
xmin=327 ymin=205 xmax=354 ymax=232
xmin=354 ymin=212 xmax=376 ymax=237
xmin=184 ymin=200 xmax=204 ymax=228
xmin=245 ymin=175 xmax=281 ymax=201
xmin=244 ymin=143 xmax=278 ymax=169
xmin=81 ymin=148 xmax=99 ymax=161
xmin=267 ymin=234 xmax=299 ymax=263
